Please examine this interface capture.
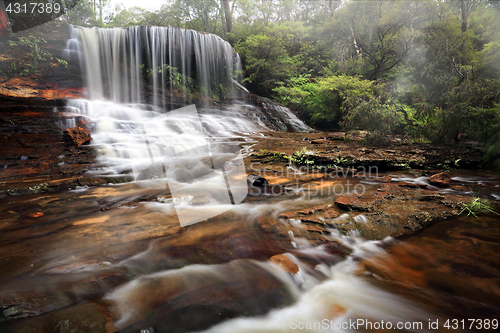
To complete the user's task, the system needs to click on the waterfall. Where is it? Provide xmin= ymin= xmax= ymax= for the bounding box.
xmin=63 ymin=25 xmax=310 ymax=180
xmin=66 ymin=25 xmax=242 ymax=106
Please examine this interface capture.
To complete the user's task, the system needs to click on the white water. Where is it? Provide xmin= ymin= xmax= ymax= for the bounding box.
xmin=62 ymin=100 xmax=266 ymax=176
xmin=63 ymin=25 xmax=310 ymax=178
xmin=66 ymin=25 xmax=241 ymax=104
xmin=62 ymin=25 xmax=426 ymax=332
xmin=196 ymin=235 xmax=435 ymax=333
xmin=105 ymin=223 xmax=436 ymax=333
xmin=98 ymin=192 xmax=436 ymax=332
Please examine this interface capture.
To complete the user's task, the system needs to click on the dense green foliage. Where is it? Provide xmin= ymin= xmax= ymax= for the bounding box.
xmin=50 ymin=1 xmax=500 ymax=167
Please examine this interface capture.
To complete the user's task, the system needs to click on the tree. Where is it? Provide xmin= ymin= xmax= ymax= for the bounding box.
xmin=324 ymin=0 xmax=419 ymax=80
xmin=110 ymin=6 xmax=148 ymax=27
xmin=222 ymin=0 xmax=232 ymax=32
xmin=172 ymin=0 xmax=220 ymax=33
xmin=63 ymin=0 xmax=96 ymax=26
xmin=303 ymin=75 xmax=378 ymax=128
xmin=459 ymin=0 xmax=480 ymax=32
xmin=236 ymin=26 xmax=301 ymax=95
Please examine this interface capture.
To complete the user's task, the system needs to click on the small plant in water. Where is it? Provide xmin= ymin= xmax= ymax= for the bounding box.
xmin=284 ymin=147 xmax=315 ymax=166
xmin=460 ymin=194 xmax=499 ymax=217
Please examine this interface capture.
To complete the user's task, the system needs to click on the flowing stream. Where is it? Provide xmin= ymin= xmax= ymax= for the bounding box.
xmin=62 ymin=25 xmax=500 ymax=332
xmin=0 ymin=25 xmax=499 ymax=333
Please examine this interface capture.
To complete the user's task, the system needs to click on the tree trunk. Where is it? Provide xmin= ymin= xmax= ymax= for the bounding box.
xmin=99 ymin=0 xmax=103 ymax=23
xmin=223 ymin=0 xmax=232 ymax=33
xmin=349 ymin=25 xmax=361 ymax=58
xmin=461 ymin=0 xmax=468 ymax=32
xmin=220 ymin=0 xmax=227 ymax=34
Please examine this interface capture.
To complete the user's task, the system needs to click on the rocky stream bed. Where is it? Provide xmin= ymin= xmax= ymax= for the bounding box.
xmin=1 ymin=96 xmax=500 ymax=332
xmin=1 ymin=21 xmax=499 ymax=333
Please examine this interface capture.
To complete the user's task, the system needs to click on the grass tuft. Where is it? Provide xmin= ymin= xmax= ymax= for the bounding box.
xmin=460 ymin=194 xmax=499 ymax=218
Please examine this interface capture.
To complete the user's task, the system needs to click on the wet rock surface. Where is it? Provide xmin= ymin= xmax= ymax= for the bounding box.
xmin=0 ymin=77 xmax=84 ymax=100
xmin=1 ymin=302 xmax=114 ymax=333
xmin=0 ymin=168 xmax=498 ymax=332
xmin=112 ymin=260 xmax=297 ymax=333
xmin=0 ymin=95 xmax=499 ymax=332
xmin=0 ymin=182 xmax=340 ymax=332
xmin=263 ymin=178 xmax=471 ymax=240
xmin=334 ymin=181 xmax=467 ymax=239
xmin=0 ymin=22 xmax=84 ymax=99
xmin=249 ymin=131 xmax=484 ymax=170
xmin=428 ymin=171 xmax=451 ymax=187
xmin=0 ymin=98 xmax=94 ymax=197
xmin=357 ymin=213 xmax=500 ymax=321
xmin=63 ymin=127 xmax=92 ymax=147
xmin=269 ymin=254 xmax=299 ymax=274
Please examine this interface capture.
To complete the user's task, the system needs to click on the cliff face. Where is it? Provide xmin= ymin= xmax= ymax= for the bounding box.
xmin=0 ymin=97 xmax=94 ymax=198
xmin=0 ymin=21 xmax=90 ymax=196
xmin=0 ymin=21 xmax=83 ymax=100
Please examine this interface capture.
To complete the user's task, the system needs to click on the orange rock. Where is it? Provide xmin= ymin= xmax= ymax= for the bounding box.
xmin=29 ymin=212 xmax=43 ymax=218
xmin=40 ymin=87 xmax=84 ymax=99
xmin=322 ymin=208 xmax=340 ymax=219
xmin=370 ymin=175 xmax=393 ymax=183
xmin=301 ymin=217 xmax=323 ymax=224
xmin=311 ymin=139 xmax=328 ymax=144
xmin=327 ymin=304 xmax=347 ymax=317
xmin=297 ymin=204 xmax=330 ymax=215
xmin=0 ymin=77 xmax=83 ymax=99
xmin=393 ymin=181 xmax=424 ymax=188
xmin=299 ymin=224 xmax=328 ymax=234
xmin=63 ymin=127 xmax=92 ymax=147
xmin=335 ymin=194 xmax=384 ymax=212
xmin=429 ymin=172 xmax=451 ymax=187
xmin=270 ymin=254 xmax=299 ymax=274
xmin=278 ymin=211 xmax=298 ymax=219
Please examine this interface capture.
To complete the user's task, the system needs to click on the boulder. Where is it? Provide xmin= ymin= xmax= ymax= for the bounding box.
xmin=247 ymin=173 xmax=270 ymax=187
xmin=63 ymin=127 xmax=92 ymax=147
xmin=270 ymin=254 xmax=299 ymax=274
xmin=429 ymin=172 xmax=451 ymax=187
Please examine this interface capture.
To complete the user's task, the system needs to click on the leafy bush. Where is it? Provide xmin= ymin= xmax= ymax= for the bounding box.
xmin=413 ymin=81 xmax=500 ymax=144
xmin=272 ymin=73 xmax=311 ymax=106
xmin=234 ymin=22 xmax=317 ymax=97
xmin=275 ymin=74 xmax=381 ymax=129
xmin=236 ymin=32 xmax=298 ymax=96
xmin=483 ymin=113 xmax=500 ymax=169
xmin=304 ymin=75 xmax=377 ymax=127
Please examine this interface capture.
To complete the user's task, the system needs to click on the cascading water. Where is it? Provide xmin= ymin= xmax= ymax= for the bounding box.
xmin=60 ymin=24 xmax=442 ymax=333
xmin=67 ymin=25 xmax=241 ymax=105
xmin=63 ymin=25 xmax=310 ymax=177
xmin=2 ymin=20 xmax=499 ymax=333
